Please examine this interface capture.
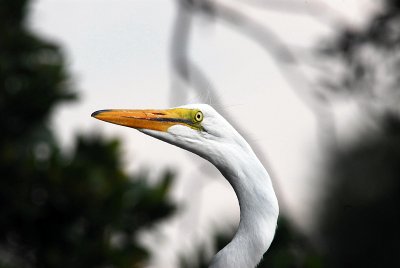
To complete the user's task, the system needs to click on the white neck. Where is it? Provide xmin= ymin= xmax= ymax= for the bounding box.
xmin=207 ymin=141 xmax=279 ymax=268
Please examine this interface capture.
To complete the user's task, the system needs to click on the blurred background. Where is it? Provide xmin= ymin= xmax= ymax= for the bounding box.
xmin=1 ymin=0 xmax=400 ymax=267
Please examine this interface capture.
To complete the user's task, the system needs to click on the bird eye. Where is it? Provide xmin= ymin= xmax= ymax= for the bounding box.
xmin=194 ymin=111 xmax=203 ymax=122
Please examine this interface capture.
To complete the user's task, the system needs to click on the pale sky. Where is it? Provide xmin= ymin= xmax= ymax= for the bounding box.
xmin=29 ymin=1 xmax=378 ymax=267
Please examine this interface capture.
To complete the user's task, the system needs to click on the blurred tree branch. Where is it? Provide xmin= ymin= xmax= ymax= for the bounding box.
xmin=238 ymin=0 xmax=351 ymax=28
xmin=170 ymin=0 xmax=220 ymax=107
xmin=171 ymin=0 xmax=338 ymax=150
xmin=318 ymin=0 xmax=400 ymax=118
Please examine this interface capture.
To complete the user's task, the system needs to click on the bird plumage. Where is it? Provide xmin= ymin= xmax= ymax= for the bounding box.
xmin=92 ymin=104 xmax=279 ymax=268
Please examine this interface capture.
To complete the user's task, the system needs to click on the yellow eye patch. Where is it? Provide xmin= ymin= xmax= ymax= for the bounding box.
xmin=169 ymin=108 xmax=204 ymax=130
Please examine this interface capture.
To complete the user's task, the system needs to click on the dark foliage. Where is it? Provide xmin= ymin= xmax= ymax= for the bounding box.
xmin=318 ymin=114 xmax=400 ymax=268
xmin=320 ymin=0 xmax=400 ymax=103
xmin=0 ymin=1 xmax=176 ymax=267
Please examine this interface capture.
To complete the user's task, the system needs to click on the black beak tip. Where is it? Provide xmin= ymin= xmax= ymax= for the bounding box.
xmin=91 ymin=109 xmax=110 ymax=118
xmin=91 ymin=111 xmax=100 ymax=118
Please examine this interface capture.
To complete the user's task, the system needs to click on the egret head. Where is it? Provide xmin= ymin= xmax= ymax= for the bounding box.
xmin=93 ymin=104 xmax=278 ymax=267
xmin=91 ymin=104 xmax=238 ymax=159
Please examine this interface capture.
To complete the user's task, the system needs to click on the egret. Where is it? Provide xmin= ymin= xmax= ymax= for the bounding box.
xmin=92 ymin=104 xmax=279 ymax=268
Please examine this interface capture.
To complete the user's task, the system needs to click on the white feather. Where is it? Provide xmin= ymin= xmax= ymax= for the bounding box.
xmin=141 ymin=104 xmax=279 ymax=268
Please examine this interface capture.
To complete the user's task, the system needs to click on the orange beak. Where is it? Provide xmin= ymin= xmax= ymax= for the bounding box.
xmin=91 ymin=108 xmax=196 ymax=132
